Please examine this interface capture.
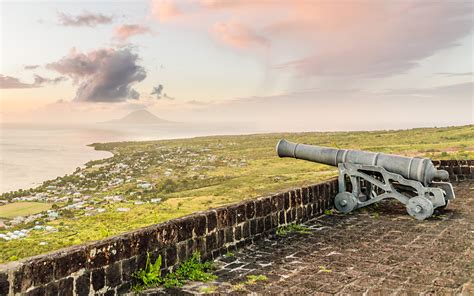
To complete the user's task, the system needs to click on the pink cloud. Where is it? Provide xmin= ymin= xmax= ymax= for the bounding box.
xmin=114 ymin=24 xmax=153 ymax=41
xmin=150 ymin=0 xmax=181 ymax=22
xmin=153 ymin=0 xmax=473 ymax=77
xmin=211 ymin=21 xmax=268 ymax=50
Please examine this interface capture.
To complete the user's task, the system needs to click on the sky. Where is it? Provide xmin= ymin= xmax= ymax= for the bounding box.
xmin=0 ymin=0 xmax=473 ymax=131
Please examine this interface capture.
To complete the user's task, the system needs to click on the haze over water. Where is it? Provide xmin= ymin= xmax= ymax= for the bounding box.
xmin=0 ymin=122 xmax=265 ymax=194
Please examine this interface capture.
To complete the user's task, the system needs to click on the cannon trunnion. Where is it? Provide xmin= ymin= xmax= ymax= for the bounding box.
xmin=276 ymin=139 xmax=455 ymax=220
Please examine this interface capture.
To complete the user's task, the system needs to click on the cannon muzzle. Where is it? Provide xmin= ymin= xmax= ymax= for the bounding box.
xmin=276 ymin=139 xmax=449 ymax=185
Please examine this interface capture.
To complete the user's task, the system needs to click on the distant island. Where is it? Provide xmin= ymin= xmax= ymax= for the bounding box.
xmin=103 ymin=109 xmax=173 ymax=125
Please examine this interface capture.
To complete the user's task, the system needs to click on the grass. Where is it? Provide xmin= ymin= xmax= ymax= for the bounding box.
xmin=276 ymin=223 xmax=311 ymax=237
xmin=133 ymin=252 xmax=216 ymax=291
xmin=0 ymin=125 xmax=473 ymax=263
xmin=0 ymin=202 xmax=51 ymax=218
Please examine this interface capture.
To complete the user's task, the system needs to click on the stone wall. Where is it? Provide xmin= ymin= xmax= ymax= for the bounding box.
xmin=0 ymin=159 xmax=472 ymax=296
xmin=0 ymin=179 xmax=338 ymax=296
xmin=432 ymin=159 xmax=474 ymax=181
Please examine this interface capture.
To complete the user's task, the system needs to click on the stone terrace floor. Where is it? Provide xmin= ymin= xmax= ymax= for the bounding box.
xmin=140 ymin=181 xmax=473 ymax=295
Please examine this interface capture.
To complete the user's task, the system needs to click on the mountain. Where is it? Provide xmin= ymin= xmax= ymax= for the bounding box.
xmin=105 ymin=110 xmax=172 ymax=125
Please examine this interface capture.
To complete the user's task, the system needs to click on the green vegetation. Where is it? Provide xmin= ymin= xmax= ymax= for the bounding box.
xmin=133 ymin=252 xmax=216 ymax=291
xmin=276 ymin=223 xmax=311 ymax=237
xmin=245 ymin=274 xmax=268 ymax=285
xmin=0 ymin=125 xmax=473 ymax=263
xmin=318 ymin=266 xmax=332 ymax=273
xmin=0 ymin=202 xmax=51 ymax=218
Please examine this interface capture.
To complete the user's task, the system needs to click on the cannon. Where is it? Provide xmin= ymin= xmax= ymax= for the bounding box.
xmin=276 ymin=139 xmax=455 ymax=220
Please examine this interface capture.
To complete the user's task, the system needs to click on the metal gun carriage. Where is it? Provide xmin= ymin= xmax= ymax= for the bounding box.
xmin=276 ymin=139 xmax=455 ymax=220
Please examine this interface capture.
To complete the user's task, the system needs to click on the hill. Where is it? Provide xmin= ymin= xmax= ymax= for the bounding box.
xmin=104 ymin=109 xmax=172 ymax=124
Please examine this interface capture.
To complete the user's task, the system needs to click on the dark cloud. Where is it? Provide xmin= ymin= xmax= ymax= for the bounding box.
xmin=151 ymin=84 xmax=163 ymax=98
xmin=57 ymin=11 xmax=113 ymax=27
xmin=33 ymin=74 xmax=68 ymax=85
xmin=24 ymin=65 xmax=40 ymax=70
xmin=48 ymin=48 xmax=146 ymax=102
xmin=0 ymin=74 xmax=66 ymax=89
xmin=151 ymin=84 xmax=175 ymax=100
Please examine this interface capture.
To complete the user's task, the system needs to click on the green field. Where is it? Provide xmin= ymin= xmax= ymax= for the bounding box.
xmin=0 ymin=125 xmax=473 ymax=263
xmin=0 ymin=202 xmax=51 ymax=218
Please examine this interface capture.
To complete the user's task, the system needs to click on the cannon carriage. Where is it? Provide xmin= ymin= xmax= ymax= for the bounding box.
xmin=276 ymin=139 xmax=455 ymax=220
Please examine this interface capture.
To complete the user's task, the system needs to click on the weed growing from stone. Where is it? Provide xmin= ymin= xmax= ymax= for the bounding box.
xmin=225 ymin=251 xmax=234 ymax=257
xmin=132 ymin=252 xmax=216 ymax=291
xmin=324 ymin=209 xmax=334 ymax=215
xmin=245 ymin=274 xmax=268 ymax=285
xmin=318 ymin=265 xmax=332 ymax=273
xmin=200 ymin=285 xmax=217 ymax=293
xmin=276 ymin=223 xmax=311 ymax=237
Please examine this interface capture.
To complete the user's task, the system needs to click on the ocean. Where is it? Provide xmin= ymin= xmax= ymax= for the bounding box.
xmin=0 ymin=122 xmax=263 ymax=194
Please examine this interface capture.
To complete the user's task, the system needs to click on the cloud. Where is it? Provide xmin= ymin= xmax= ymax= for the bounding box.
xmin=114 ymin=24 xmax=153 ymax=41
xmin=155 ymin=1 xmax=473 ymax=78
xmin=57 ymin=11 xmax=113 ymax=27
xmin=151 ymin=84 xmax=175 ymax=100
xmin=47 ymin=48 xmax=146 ymax=102
xmin=211 ymin=21 xmax=269 ymax=49
xmin=33 ymin=74 xmax=68 ymax=85
xmin=0 ymin=74 xmax=67 ymax=89
xmin=24 ymin=65 xmax=40 ymax=70
xmin=0 ymin=75 xmax=37 ymax=89
xmin=437 ymin=72 xmax=473 ymax=77
xmin=150 ymin=0 xmax=181 ymax=22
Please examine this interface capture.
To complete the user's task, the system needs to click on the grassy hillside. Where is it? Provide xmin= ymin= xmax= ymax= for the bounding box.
xmin=0 ymin=125 xmax=473 ymax=262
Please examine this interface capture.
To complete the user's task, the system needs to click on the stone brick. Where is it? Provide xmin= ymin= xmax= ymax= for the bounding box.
xmin=175 ymin=217 xmax=194 ymax=241
xmin=271 ymin=213 xmax=279 ymax=228
xmin=302 ymin=187 xmax=308 ymax=205
xmin=166 ymin=245 xmax=177 ymax=267
xmin=225 ymin=227 xmax=234 ymax=243
xmin=250 ymin=219 xmax=258 ymax=235
xmin=75 ymin=271 xmax=90 ymax=296
xmin=54 ymin=246 xmax=87 ymax=279
xmin=25 ymin=286 xmax=45 ymax=296
xmin=236 ymin=204 xmax=247 ymax=224
xmin=206 ymin=211 xmax=217 ymax=232
xmin=242 ymin=221 xmax=250 ymax=238
xmin=206 ymin=233 xmax=217 ymax=251
xmin=279 ymin=211 xmax=286 ymax=225
xmin=257 ymin=218 xmax=265 ymax=233
xmin=194 ymin=214 xmax=207 ymax=237
xmin=45 ymin=281 xmax=59 ymax=296
xmin=226 ymin=205 xmax=237 ymax=226
xmin=117 ymin=282 xmax=131 ymax=295
xmin=217 ymin=229 xmax=225 ymax=247
xmin=288 ymin=190 xmax=295 ymax=208
xmin=261 ymin=198 xmax=271 ymax=216
xmin=284 ymin=192 xmax=290 ymax=210
xmin=194 ymin=237 xmax=206 ymax=256
xmin=58 ymin=277 xmax=74 ymax=296
xmin=106 ymin=262 xmax=121 ymax=288
xmin=296 ymin=207 xmax=303 ymax=221
xmin=92 ymin=268 xmax=105 ymax=291
xmin=104 ymin=290 xmax=115 ymax=296
xmin=121 ymin=257 xmax=137 ymax=283
xmin=13 ymin=264 xmax=32 ymax=294
xmin=264 ymin=215 xmax=272 ymax=231
xmin=177 ymin=241 xmax=187 ymax=262
xmin=0 ymin=272 xmax=9 ymax=296
xmin=246 ymin=201 xmax=255 ymax=219
xmin=234 ymin=225 xmax=242 ymax=241
xmin=255 ymin=200 xmax=264 ymax=217
xmin=157 ymin=222 xmax=178 ymax=245
xmin=216 ymin=208 xmax=229 ymax=228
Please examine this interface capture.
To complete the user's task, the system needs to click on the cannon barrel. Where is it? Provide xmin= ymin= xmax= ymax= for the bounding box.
xmin=276 ymin=139 xmax=449 ymax=185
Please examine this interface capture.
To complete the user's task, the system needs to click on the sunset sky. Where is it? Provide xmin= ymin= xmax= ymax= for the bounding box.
xmin=0 ymin=0 xmax=472 ymax=130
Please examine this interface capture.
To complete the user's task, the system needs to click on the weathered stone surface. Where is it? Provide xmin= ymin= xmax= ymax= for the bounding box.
xmin=75 ymin=271 xmax=90 ymax=296
xmin=121 ymin=257 xmax=136 ymax=283
xmin=91 ymin=268 xmax=105 ymax=291
xmin=54 ymin=247 xmax=87 ymax=279
xmin=161 ymin=181 xmax=473 ymax=296
xmin=193 ymin=214 xmax=207 ymax=237
xmin=58 ymin=277 xmax=73 ymax=296
xmin=106 ymin=262 xmax=121 ymax=288
xmin=44 ymin=281 xmax=59 ymax=296
xmin=13 ymin=264 xmax=32 ymax=293
xmin=0 ymin=272 xmax=9 ymax=295
xmin=205 ymin=211 xmax=217 ymax=232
